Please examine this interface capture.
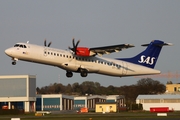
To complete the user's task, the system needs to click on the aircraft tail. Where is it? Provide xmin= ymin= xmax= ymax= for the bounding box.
xmin=116 ymin=40 xmax=172 ymax=68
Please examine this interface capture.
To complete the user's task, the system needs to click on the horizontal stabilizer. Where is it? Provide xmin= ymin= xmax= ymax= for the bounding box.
xmin=142 ymin=41 xmax=173 ymax=47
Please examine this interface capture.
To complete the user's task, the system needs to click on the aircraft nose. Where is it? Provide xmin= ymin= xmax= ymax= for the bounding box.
xmin=5 ymin=48 xmax=12 ymax=56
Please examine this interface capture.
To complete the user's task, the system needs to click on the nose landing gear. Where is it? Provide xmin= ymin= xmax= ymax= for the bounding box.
xmin=12 ymin=61 xmax=16 ymax=65
xmin=11 ymin=58 xmax=18 ymax=65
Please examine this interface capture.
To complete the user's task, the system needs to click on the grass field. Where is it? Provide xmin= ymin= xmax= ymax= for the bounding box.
xmin=1 ymin=112 xmax=180 ymax=120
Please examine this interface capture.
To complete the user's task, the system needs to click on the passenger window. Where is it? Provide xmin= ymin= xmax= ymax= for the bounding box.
xmin=24 ymin=45 xmax=27 ymax=48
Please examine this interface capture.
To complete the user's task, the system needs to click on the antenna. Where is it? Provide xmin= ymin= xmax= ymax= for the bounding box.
xmin=58 ymin=74 xmax=60 ymax=83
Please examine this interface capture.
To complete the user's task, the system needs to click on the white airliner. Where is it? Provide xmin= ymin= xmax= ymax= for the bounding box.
xmin=5 ymin=39 xmax=172 ymax=78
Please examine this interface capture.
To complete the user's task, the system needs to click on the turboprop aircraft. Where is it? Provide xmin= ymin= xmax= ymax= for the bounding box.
xmin=5 ymin=39 xmax=172 ymax=78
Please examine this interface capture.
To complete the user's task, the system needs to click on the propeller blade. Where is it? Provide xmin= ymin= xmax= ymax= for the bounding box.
xmin=69 ymin=38 xmax=80 ymax=54
xmin=75 ymin=40 xmax=80 ymax=49
xmin=44 ymin=39 xmax=47 ymax=46
xmin=68 ymin=46 xmax=72 ymax=50
xmin=72 ymin=38 xmax=75 ymax=51
xmin=48 ymin=42 xmax=52 ymax=47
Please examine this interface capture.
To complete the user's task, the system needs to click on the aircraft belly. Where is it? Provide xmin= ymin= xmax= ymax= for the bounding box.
xmin=125 ymin=64 xmax=160 ymax=76
xmin=97 ymin=65 xmax=122 ymax=76
xmin=80 ymin=62 xmax=99 ymax=73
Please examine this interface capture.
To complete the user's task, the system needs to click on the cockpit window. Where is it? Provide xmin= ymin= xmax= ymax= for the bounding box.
xmin=14 ymin=44 xmax=27 ymax=48
xmin=14 ymin=44 xmax=19 ymax=47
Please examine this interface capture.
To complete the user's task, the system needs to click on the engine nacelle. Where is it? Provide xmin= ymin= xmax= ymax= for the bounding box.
xmin=76 ymin=47 xmax=92 ymax=56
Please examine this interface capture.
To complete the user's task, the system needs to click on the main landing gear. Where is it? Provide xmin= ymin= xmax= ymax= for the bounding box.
xmin=80 ymin=69 xmax=88 ymax=77
xmin=66 ymin=71 xmax=73 ymax=78
xmin=66 ymin=69 xmax=88 ymax=78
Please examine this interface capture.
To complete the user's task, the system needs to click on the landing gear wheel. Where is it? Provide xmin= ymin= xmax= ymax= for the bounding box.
xmin=66 ymin=71 xmax=73 ymax=78
xmin=80 ymin=70 xmax=88 ymax=77
xmin=12 ymin=61 xmax=16 ymax=65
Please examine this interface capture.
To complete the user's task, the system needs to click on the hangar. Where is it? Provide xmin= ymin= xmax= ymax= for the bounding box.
xmin=74 ymin=96 xmax=88 ymax=110
xmin=36 ymin=94 xmax=74 ymax=111
xmin=0 ymin=75 xmax=36 ymax=112
xmin=136 ymin=94 xmax=180 ymax=111
xmin=106 ymin=95 xmax=125 ymax=107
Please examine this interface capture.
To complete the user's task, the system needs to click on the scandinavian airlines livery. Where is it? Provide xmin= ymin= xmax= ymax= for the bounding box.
xmin=5 ymin=39 xmax=172 ymax=78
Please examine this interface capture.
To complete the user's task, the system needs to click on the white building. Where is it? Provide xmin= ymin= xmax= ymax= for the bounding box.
xmin=136 ymin=94 xmax=180 ymax=111
xmin=0 ymin=75 xmax=36 ymax=112
xmin=36 ymin=94 xmax=74 ymax=111
xmin=106 ymin=95 xmax=125 ymax=107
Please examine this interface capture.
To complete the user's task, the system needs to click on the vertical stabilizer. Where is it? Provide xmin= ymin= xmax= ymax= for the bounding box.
xmin=116 ymin=40 xmax=172 ymax=68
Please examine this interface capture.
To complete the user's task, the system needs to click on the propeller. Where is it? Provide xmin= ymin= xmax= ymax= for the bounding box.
xmin=69 ymin=38 xmax=80 ymax=54
xmin=44 ymin=39 xmax=52 ymax=47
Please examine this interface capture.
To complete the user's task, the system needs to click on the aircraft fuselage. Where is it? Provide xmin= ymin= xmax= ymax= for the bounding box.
xmin=5 ymin=42 xmax=160 ymax=77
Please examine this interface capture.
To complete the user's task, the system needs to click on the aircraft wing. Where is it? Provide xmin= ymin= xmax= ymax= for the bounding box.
xmin=89 ymin=44 xmax=134 ymax=56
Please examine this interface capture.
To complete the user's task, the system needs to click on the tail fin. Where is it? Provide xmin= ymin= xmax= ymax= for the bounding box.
xmin=117 ymin=40 xmax=172 ymax=68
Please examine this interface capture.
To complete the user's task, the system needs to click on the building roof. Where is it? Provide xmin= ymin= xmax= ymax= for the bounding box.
xmin=0 ymin=75 xmax=36 ymax=79
xmin=137 ymin=94 xmax=180 ymax=99
xmin=96 ymin=102 xmax=117 ymax=104
xmin=36 ymin=94 xmax=74 ymax=99
xmin=106 ymin=95 xmax=124 ymax=99
xmin=87 ymin=95 xmax=106 ymax=99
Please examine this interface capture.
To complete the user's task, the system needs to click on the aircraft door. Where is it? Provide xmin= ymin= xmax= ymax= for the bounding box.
xmin=122 ymin=62 xmax=127 ymax=75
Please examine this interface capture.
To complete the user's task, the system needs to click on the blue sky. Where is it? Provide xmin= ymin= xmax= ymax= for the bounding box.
xmin=0 ymin=0 xmax=180 ymax=87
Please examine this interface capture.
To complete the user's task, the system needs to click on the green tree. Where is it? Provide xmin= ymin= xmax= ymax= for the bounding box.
xmin=136 ymin=78 xmax=166 ymax=94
